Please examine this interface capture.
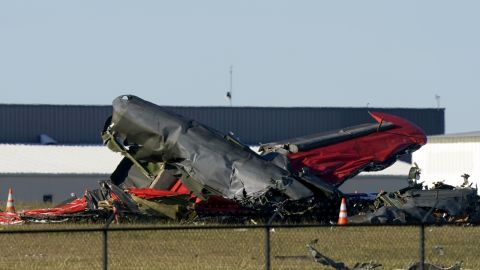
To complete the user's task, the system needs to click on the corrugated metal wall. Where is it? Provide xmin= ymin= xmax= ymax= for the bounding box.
xmin=0 ymin=104 xmax=444 ymax=145
xmin=165 ymin=107 xmax=445 ymax=145
xmin=413 ymin=141 xmax=480 ymax=189
xmin=0 ymin=105 xmax=112 ymax=144
xmin=0 ymin=174 xmax=106 ymax=202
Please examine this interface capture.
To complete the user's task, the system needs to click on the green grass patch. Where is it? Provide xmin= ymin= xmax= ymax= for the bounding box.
xmin=0 ymin=224 xmax=478 ymax=269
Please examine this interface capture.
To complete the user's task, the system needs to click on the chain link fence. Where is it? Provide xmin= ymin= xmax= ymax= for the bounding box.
xmin=0 ymin=224 xmax=479 ymax=269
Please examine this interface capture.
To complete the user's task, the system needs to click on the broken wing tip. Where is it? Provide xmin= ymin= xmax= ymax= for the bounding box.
xmin=368 ymin=111 xmax=384 ymax=124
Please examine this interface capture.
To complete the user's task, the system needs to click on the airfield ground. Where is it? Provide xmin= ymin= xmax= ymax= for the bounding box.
xmin=1 ymin=222 xmax=479 ymax=270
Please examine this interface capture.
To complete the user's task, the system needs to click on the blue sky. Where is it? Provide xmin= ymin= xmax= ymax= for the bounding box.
xmin=1 ymin=1 xmax=479 ymax=133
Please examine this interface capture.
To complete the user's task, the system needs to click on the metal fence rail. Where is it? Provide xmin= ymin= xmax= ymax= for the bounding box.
xmin=0 ymin=223 xmax=478 ymax=270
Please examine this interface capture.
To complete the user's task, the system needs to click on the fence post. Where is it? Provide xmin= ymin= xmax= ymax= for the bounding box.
xmin=264 ymin=225 xmax=271 ymax=270
xmin=103 ymin=213 xmax=115 ymax=270
xmin=419 ymin=224 xmax=425 ymax=270
xmin=103 ymin=228 xmax=108 ymax=270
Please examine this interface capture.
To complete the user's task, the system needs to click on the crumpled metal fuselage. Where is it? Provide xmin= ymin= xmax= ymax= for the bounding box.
xmin=104 ymin=96 xmax=333 ymax=207
xmin=103 ymin=95 xmax=426 ymax=219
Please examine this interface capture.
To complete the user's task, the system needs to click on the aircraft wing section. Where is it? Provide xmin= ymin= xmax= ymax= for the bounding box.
xmin=261 ymin=112 xmax=427 ymax=185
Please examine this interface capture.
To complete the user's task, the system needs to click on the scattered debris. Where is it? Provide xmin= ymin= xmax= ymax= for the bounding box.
xmin=433 ymin=245 xmax=445 ymax=256
xmin=306 ymin=239 xmax=381 ymax=270
xmin=274 ymin=255 xmax=310 ymax=260
xmin=461 ymin=174 xmax=472 ymax=188
xmin=0 ymin=212 xmax=23 ymax=225
xmin=0 ymin=95 xmax=435 ymax=223
xmin=306 ymin=239 xmax=347 ymax=269
xmin=407 ymin=262 xmax=462 ymax=270
xmin=98 ymin=95 xmax=425 ymax=222
xmin=349 ymin=169 xmax=480 ymax=224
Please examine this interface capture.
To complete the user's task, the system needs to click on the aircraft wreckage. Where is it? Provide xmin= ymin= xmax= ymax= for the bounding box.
xmin=2 ymin=94 xmax=454 ymax=224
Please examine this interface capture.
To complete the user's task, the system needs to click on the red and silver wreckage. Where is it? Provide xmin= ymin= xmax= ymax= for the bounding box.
xmin=5 ymin=95 xmax=428 ymax=224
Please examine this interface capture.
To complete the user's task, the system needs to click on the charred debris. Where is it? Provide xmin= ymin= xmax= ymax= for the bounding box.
xmin=349 ymin=172 xmax=480 ymax=224
xmin=305 ymin=239 xmax=463 ymax=270
xmin=4 ymin=95 xmax=479 ymax=224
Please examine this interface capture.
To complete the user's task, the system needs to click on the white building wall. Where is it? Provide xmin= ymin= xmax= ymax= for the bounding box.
xmin=412 ymin=142 xmax=480 ymax=189
xmin=0 ymin=174 xmax=107 ymax=203
xmin=0 ymin=144 xmax=122 ymax=174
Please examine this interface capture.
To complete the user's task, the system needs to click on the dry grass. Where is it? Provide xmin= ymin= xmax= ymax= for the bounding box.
xmin=0 ymin=201 xmax=55 ymax=212
xmin=0 ymin=223 xmax=479 ymax=269
xmin=0 ymin=201 xmax=478 ymax=269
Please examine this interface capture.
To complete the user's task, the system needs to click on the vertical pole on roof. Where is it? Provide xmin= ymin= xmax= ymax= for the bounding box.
xmin=225 ymin=65 xmax=233 ymax=106
xmin=229 ymin=65 xmax=233 ymax=107
xmin=264 ymin=225 xmax=271 ymax=270
xmin=419 ymin=223 xmax=425 ymax=270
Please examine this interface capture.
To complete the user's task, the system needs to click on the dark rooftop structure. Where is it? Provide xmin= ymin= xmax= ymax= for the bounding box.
xmin=0 ymin=104 xmax=445 ymax=145
xmin=427 ymin=130 xmax=480 ymax=143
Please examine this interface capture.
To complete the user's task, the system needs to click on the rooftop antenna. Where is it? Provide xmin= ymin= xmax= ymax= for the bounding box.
xmin=226 ymin=65 xmax=233 ymax=106
xmin=435 ymin=94 xmax=441 ymax=109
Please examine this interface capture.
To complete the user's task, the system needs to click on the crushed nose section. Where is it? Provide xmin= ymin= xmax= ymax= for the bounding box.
xmin=104 ymin=95 xmax=316 ymax=208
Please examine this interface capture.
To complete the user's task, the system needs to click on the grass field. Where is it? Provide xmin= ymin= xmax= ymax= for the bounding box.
xmin=0 ymin=223 xmax=479 ymax=270
xmin=1 ymin=201 xmax=54 ymax=212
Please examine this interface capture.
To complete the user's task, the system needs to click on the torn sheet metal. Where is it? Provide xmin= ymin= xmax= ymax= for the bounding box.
xmin=0 ymin=95 xmax=430 ymax=223
xmin=0 ymin=212 xmax=23 ymax=225
xmin=103 ymin=95 xmax=332 ymax=214
xmin=128 ymin=187 xmax=194 ymax=219
xmin=349 ymin=184 xmax=480 ymax=224
xmin=18 ymin=181 xmax=143 ymax=223
xmin=99 ymin=95 xmax=426 ymax=220
xmin=104 ymin=181 xmax=142 ymax=215
xmin=21 ymin=198 xmax=88 ymax=218
xmin=130 ymin=195 xmax=194 ymax=220
xmin=306 ymin=239 xmax=381 ymax=270
xmin=407 ymin=262 xmax=462 ymax=270
xmin=262 ymin=112 xmax=427 ymax=185
xmin=403 ymin=189 xmax=478 ymax=216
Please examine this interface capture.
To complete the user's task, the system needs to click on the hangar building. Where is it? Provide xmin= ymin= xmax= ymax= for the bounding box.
xmin=0 ymin=103 xmax=444 ymax=202
xmin=0 ymin=104 xmax=444 ymax=145
xmin=413 ymin=131 xmax=480 ymax=190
